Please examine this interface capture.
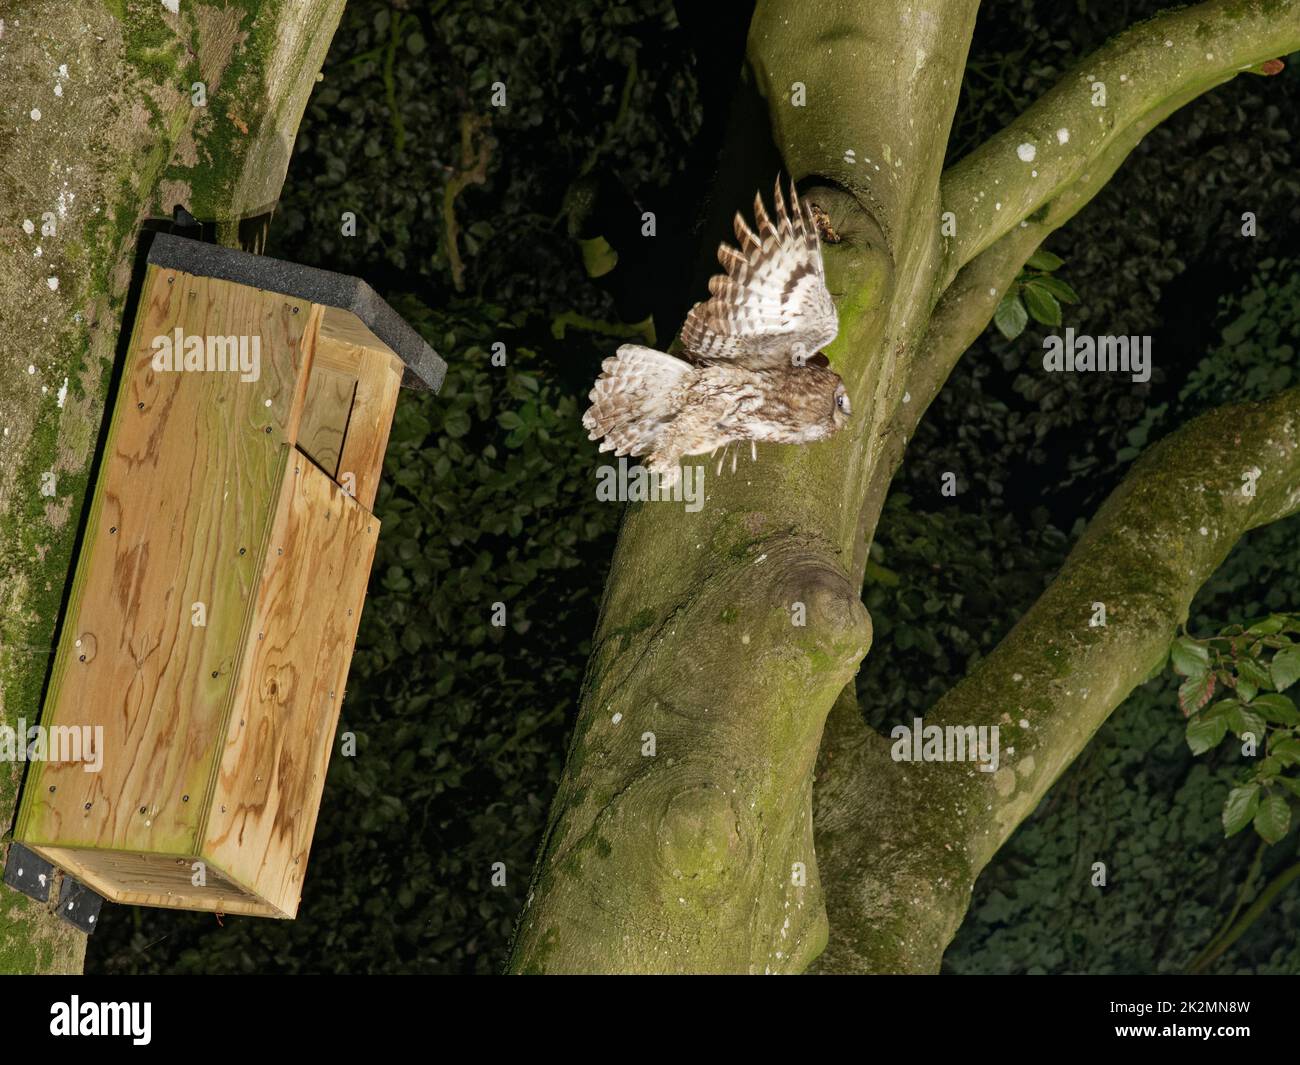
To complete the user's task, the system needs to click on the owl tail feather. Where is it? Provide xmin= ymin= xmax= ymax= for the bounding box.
xmin=583 ymin=344 xmax=691 ymax=461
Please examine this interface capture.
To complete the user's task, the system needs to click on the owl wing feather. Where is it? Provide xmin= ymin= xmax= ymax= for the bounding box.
xmin=680 ymin=178 xmax=838 ymax=367
xmin=583 ymin=344 xmax=693 ymax=458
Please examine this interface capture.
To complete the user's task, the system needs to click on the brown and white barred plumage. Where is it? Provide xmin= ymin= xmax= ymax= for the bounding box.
xmin=583 ymin=178 xmax=849 ymax=487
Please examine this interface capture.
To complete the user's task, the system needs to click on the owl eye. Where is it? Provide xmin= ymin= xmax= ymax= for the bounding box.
xmin=836 ymin=392 xmax=852 ymax=415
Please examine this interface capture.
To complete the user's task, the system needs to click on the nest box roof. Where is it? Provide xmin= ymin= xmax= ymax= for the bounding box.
xmin=147 ymin=233 xmax=446 ymax=393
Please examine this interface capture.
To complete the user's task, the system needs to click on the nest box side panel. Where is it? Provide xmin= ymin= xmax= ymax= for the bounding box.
xmin=200 ymin=458 xmax=379 ymax=918
xmin=15 ymin=265 xmax=320 ymax=857
xmin=297 ymin=365 xmax=356 ymax=479
xmin=295 ymin=307 xmax=404 ymax=507
xmin=34 ymin=845 xmax=280 ymax=917
xmin=331 ymin=338 xmax=403 ymax=511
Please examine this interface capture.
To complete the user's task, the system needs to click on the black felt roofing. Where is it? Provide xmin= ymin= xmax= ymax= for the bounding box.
xmin=147 ymin=233 xmax=446 ymax=393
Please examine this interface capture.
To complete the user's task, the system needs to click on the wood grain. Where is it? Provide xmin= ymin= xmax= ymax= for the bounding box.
xmin=17 ymin=267 xmax=317 ymax=854
xmin=317 ymin=304 xmax=388 ymax=355
xmin=200 ymin=457 xmax=378 ymax=917
xmin=15 ymin=270 xmax=403 ymax=918
xmin=298 ymin=364 xmax=356 ymax=478
xmin=335 ymin=345 xmax=402 ymax=510
xmin=34 ymin=845 xmax=283 ymax=917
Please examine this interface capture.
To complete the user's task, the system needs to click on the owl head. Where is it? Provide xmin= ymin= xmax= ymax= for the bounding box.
xmin=807 ymin=352 xmax=852 ymax=437
xmin=832 ymin=379 xmax=852 ymax=425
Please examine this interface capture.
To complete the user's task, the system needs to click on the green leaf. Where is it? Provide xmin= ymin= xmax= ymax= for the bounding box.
xmin=579 ymin=235 xmax=618 ymax=278
xmin=1030 ymin=275 xmax=1080 ymax=304
xmin=1253 ymin=692 xmax=1300 ymax=726
xmin=863 ymin=560 xmax=900 ymax=587
xmin=1021 ymin=283 xmax=1063 ymax=326
xmin=1248 ymin=616 xmax=1286 ymax=636
xmin=993 ymin=293 xmax=1029 ymax=340
xmin=1271 ymin=647 xmax=1300 ymax=691
xmin=1223 ymin=784 xmax=1260 ymax=836
xmin=1186 ymin=714 xmax=1228 ymax=755
xmin=1238 ymin=655 xmax=1274 ymax=691
xmin=1170 ymin=636 xmax=1210 ymax=677
xmin=1026 ymin=249 xmax=1065 ymax=271
xmin=1178 ymin=670 xmax=1216 ymax=716
xmin=1278 ymin=776 xmax=1300 ymax=800
xmin=1205 ymin=698 xmax=1242 ymax=718
xmin=1271 ymin=737 xmax=1300 ymax=765
xmin=1227 ymin=703 xmax=1266 ymax=741
xmin=442 ymin=408 xmax=472 ymax=439
xmin=1253 ymin=793 xmax=1291 ymax=844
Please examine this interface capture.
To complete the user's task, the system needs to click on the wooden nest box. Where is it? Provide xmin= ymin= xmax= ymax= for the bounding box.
xmin=13 ymin=234 xmax=445 ymax=919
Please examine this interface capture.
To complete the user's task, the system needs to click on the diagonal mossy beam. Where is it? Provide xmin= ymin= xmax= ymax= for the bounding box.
xmin=813 ymin=386 xmax=1300 ymax=973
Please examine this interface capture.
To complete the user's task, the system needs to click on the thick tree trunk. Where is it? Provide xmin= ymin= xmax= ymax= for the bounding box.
xmin=0 ymin=0 xmax=344 ymax=975
xmin=510 ymin=0 xmax=1300 ymax=973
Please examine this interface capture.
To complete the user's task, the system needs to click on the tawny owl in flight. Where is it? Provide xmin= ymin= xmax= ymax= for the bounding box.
xmin=583 ymin=178 xmax=849 ymax=487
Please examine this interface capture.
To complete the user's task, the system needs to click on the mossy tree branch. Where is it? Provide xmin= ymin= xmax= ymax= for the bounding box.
xmin=813 ymin=386 xmax=1300 ymax=973
xmin=940 ymin=0 xmax=1299 ymax=280
xmin=510 ymin=0 xmax=993 ymax=975
xmin=861 ymin=86 xmax=1204 ymax=567
xmin=511 ymin=0 xmax=1300 ymax=974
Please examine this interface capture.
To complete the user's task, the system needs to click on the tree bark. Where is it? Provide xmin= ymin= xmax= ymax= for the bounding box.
xmin=0 ymin=0 xmax=344 ymax=975
xmin=812 ymin=386 xmax=1300 ymax=973
xmin=510 ymin=0 xmax=1300 ymax=973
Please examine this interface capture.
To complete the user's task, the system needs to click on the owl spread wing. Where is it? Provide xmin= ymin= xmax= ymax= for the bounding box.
xmin=680 ymin=179 xmax=838 ymax=367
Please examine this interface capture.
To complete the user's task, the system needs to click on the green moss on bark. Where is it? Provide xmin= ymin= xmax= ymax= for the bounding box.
xmin=0 ymin=0 xmax=345 ymax=975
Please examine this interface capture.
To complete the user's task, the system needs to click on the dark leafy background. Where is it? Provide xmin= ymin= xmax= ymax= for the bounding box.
xmin=88 ymin=0 xmax=1300 ymax=974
